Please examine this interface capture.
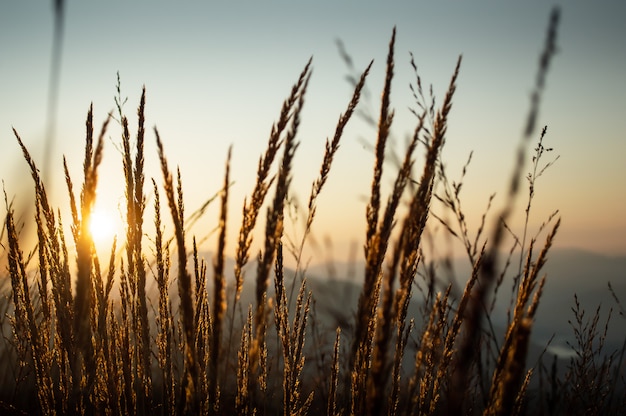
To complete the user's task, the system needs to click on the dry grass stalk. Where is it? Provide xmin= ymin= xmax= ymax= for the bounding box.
xmin=226 ymin=59 xmax=313 ymax=382
xmin=191 ymin=238 xmax=210 ymax=412
xmin=305 ymin=59 xmax=372 ymax=236
xmin=380 ymin=54 xmax=460 ymax=416
xmin=288 ymin=59 xmax=373 ymax=302
xmin=210 ymin=146 xmax=232 ymax=413
xmin=369 ymin=109 xmax=427 ymax=415
xmin=273 ymin=243 xmax=314 ymax=416
xmin=525 ymin=8 xmax=560 ymax=137
xmin=152 ymin=178 xmax=175 ymax=415
xmin=236 ymin=306 xmax=254 ymax=415
xmin=4 ymin=192 xmax=55 ymax=415
xmin=388 ymin=317 xmax=414 ymax=416
xmin=349 ymin=28 xmax=396 ymax=414
xmin=119 ymin=254 xmax=137 ymax=413
xmin=156 ymin=130 xmax=199 ymax=414
xmin=449 ymin=9 xmax=560 ymax=414
xmin=251 ymin=66 xmax=312 ymax=396
xmin=364 ymin=72 xmax=429 ymax=410
xmin=233 ymin=58 xmax=313 ymax=304
xmin=433 ymin=151 xmax=495 ymax=265
xmin=561 ymin=295 xmax=615 ymax=415
xmin=10 ymin=134 xmax=61 ymax=412
xmin=484 ymin=318 xmax=532 ymax=416
xmin=121 ymin=87 xmax=152 ymax=412
xmin=75 ymin=106 xmax=110 ymax=405
xmin=328 ymin=327 xmax=342 ymax=416
xmin=409 ymin=289 xmax=450 ymax=415
xmin=511 ymin=369 xmax=532 ymax=416
xmin=100 ymin=239 xmax=119 ymax=414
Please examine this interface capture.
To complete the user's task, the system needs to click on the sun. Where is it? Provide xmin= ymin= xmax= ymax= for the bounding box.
xmin=88 ymin=207 xmax=117 ymax=244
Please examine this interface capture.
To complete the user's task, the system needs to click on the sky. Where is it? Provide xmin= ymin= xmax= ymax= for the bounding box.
xmin=1 ymin=1 xmax=625 ymax=266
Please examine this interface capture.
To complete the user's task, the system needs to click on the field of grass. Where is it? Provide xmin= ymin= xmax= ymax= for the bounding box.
xmin=1 ymin=7 xmax=625 ymax=415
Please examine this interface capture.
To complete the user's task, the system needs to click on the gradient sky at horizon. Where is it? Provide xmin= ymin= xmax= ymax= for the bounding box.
xmin=1 ymin=1 xmax=625 ymax=265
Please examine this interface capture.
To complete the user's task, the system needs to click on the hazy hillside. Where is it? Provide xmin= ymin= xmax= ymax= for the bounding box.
xmin=490 ymin=248 xmax=626 ymax=357
xmin=301 ymin=248 xmax=626 ymax=358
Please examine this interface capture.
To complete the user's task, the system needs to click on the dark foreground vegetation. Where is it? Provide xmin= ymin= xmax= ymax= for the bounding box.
xmin=1 ymin=7 xmax=624 ymax=415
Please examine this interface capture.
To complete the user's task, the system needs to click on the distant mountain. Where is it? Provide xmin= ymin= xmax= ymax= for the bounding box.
xmin=298 ymin=248 xmax=626 ymax=357
xmin=526 ymin=249 xmax=625 ymax=354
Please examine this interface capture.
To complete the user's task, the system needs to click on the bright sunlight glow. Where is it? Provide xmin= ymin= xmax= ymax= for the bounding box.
xmin=88 ymin=208 xmax=116 ymax=244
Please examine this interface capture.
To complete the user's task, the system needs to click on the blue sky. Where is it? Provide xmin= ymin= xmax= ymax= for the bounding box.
xmin=1 ymin=1 xmax=625 ymax=263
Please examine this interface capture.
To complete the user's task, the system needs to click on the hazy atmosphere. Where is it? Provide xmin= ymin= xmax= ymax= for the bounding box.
xmin=1 ymin=2 xmax=626 ymax=415
xmin=2 ymin=1 xmax=624 ymax=262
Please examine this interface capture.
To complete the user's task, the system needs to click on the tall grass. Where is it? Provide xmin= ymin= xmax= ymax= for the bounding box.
xmin=1 ymin=6 xmax=625 ymax=415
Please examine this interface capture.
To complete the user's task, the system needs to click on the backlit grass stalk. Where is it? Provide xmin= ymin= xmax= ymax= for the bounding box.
xmin=70 ymin=106 xmax=110 ymax=412
xmin=288 ymin=59 xmax=373 ymax=300
xmin=369 ymin=109 xmax=426 ymax=415
xmin=328 ymin=327 xmax=341 ymax=416
xmin=191 ymin=238 xmax=211 ymax=413
xmin=4 ymin=191 xmax=55 ymax=415
xmin=512 ymin=125 xmax=559 ymax=313
xmin=156 ymin=130 xmax=199 ymax=414
xmin=95 ymin=239 xmax=119 ymax=415
xmin=388 ymin=316 xmax=415 ymax=416
xmin=448 ymin=9 xmax=560 ymax=414
xmin=236 ymin=306 xmax=254 ymax=415
xmin=12 ymin=131 xmax=66 ymax=413
xmin=350 ymin=28 xmax=396 ymax=414
xmin=121 ymin=88 xmax=152 ymax=411
xmin=252 ymin=66 xmax=311 ymax=388
xmin=153 ymin=178 xmax=175 ymax=415
xmin=228 ymin=58 xmax=312 ymax=377
xmin=274 ymin=243 xmax=314 ymax=416
xmin=410 ymin=289 xmax=451 ymax=415
xmin=233 ymin=58 xmax=313 ymax=305
xmin=560 ymin=295 xmax=616 ymax=414
xmin=485 ymin=219 xmax=560 ymax=415
xmin=433 ymin=151 xmax=494 ymax=266
xmin=380 ymin=54 xmax=461 ymax=416
xmin=118 ymin=256 xmax=137 ymax=414
xmin=209 ymin=146 xmax=232 ymax=413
